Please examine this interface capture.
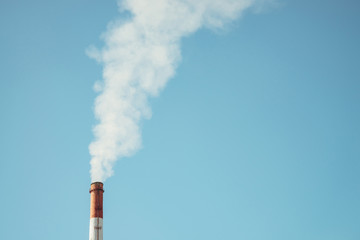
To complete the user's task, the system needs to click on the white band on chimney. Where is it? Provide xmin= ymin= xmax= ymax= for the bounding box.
xmin=89 ymin=218 xmax=103 ymax=240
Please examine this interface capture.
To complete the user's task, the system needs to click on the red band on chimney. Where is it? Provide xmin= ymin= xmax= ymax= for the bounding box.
xmin=89 ymin=182 xmax=104 ymax=218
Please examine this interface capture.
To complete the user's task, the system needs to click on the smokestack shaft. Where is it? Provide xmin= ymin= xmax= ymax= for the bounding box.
xmin=89 ymin=182 xmax=104 ymax=240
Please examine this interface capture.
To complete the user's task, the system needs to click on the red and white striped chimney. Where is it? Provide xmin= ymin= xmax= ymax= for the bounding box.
xmin=89 ymin=182 xmax=104 ymax=240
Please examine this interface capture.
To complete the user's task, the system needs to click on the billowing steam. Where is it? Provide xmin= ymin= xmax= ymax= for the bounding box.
xmin=88 ymin=0 xmax=261 ymax=182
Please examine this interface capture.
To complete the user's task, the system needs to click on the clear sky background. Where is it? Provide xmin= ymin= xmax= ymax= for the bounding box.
xmin=0 ymin=0 xmax=359 ymax=239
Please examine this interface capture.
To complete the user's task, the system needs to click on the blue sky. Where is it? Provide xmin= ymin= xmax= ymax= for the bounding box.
xmin=0 ymin=0 xmax=359 ymax=239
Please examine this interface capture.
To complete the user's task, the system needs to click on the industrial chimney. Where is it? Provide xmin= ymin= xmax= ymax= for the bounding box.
xmin=89 ymin=182 xmax=104 ymax=240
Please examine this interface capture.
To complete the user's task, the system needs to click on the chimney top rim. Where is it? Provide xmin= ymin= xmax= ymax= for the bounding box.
xmin=91 ymin=181 xmax=104 ymax=185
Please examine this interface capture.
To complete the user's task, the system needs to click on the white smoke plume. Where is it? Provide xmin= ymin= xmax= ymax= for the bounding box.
xmin=88 ymin=0 xmax=261 ymax=182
